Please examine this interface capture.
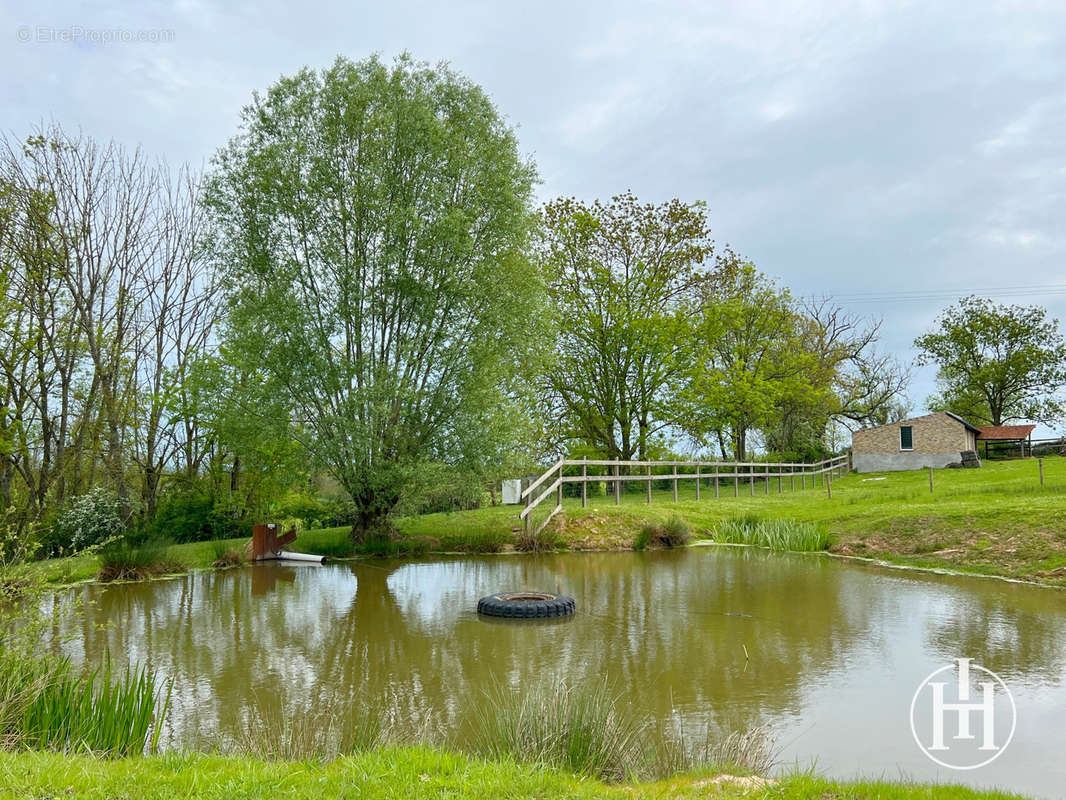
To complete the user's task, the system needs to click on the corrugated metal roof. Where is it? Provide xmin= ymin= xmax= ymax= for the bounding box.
xmin=976 ymin=424 xmax=1036 ymax=440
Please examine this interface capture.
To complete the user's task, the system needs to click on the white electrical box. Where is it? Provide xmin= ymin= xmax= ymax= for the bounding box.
xmin=501 ymin=479 xmax=522 ymax=505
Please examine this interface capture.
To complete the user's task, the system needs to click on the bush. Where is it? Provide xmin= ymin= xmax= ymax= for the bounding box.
xmin=152 ymin=489 xmax=252 ymax=543
xmin=633 ymin=516 xmax=691 ymax=550
xmin=47 ymin=488 xmax=125 ymax=556
xmin=151 ymin=489 xmax=213 ymax=542
xmin=272 ymin=492 xmax=348 ymax=530
xmin=394 ymin=464 xmax=486 ymax=517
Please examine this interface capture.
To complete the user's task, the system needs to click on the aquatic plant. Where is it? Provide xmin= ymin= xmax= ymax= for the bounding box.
xmin=0 ymin=653 xmax=169 ymax=757
xmin=97 ymin=537 xmax=184 ymax=582
xmin=712 ymin=517 xmax=829 ymax=551
xmin=469 ymin=679 xmax=646 ymax=782
xmin=634 ymin=515 xmax=692 ymax=550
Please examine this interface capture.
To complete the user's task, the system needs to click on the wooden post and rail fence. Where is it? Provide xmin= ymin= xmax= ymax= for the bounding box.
xmin=519 ymin=454 xmax=851 ymax=539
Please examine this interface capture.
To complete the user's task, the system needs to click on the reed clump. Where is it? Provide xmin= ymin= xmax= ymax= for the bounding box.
xmin=97 ymin=537 xmax=184 ymax=582
xmin=469 ymin=679 xmax=645 ymax=782
xmin=230 ymin=698 xmax=386 ymax=761
xmin=210 ymin=540 xmax=246 ymax=568
xmin=0 ymin=652 xmax=169 ymax=757
xmin=712 ymin=516 xmax=829 ymax=552
xmin=634 ymin=515 xmax=691 ymax=550
xmin=468 ymin=679 xmax=775 ymax=783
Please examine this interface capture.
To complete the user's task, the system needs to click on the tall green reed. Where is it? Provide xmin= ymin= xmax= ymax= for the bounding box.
xmin=0 ymin=653 xmax=169 ymax=756
xmin=712 ymin=517 xmax=830 ymax=551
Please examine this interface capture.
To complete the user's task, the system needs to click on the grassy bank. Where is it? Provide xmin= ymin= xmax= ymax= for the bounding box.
xmin=405 ymin=456 xmax=1066 ymax=585
xmin=0 ymin=748 xmax=1029 ymax=800
xmin=23 ymin=458 xmax=1066 ymax=588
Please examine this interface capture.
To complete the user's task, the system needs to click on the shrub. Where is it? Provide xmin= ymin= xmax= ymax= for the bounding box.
xmin=272 ymin=492 xmax=338 ymax=530
xmin=47 ymin=488 xmax=125 ymax=556
xmin=152 ymin=489 xmax=252 ymax=543
xmin=394 ymin=464 xmax=486 ymax=517
xmin=633 ymin=516 xmax=691 ymax=550
xmin=151 ymin=489 xmax=213 ymax=542
xmin=97 ymin=537 xmax=184 ymax=582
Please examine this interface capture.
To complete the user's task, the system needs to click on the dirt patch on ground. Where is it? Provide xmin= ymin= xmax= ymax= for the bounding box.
xmin=555 ymin=513 xmax=639 ymax=551
xmin=694 ymin=775 xmax=777 ymax=793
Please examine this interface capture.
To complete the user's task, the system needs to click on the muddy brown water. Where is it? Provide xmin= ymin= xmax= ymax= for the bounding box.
xmin=46 ymin=547 xmax=1066 ymax=797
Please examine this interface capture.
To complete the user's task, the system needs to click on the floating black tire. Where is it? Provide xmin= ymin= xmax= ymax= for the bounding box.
xmin=477 ymin=591 xmax=576 ymax=619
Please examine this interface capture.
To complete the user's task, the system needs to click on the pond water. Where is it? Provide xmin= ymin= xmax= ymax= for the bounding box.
xmin=47 ymin=546 xmax=1066 ymax=797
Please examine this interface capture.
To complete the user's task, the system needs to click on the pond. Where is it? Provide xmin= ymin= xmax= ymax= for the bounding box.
xmin=48 ymin=546 xmax=1066 ymax=797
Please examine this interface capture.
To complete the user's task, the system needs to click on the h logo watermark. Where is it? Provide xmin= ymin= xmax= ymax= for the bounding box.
xmin=910 ymin=658 xmax=1016 ymax=770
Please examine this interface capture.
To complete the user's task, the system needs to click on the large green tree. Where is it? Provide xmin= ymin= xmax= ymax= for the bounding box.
xmin=682 ymin=263 xmax=819 ymax=460
xmin=537 ymin=193 xmax=719 ymax=461
xmin=204 ymin=55 xmax=541 ymax=539
xmin=915 ymin=296 xmax=1066 ymax=426
xmin=682 ymin=266 xmax=906 ymax=460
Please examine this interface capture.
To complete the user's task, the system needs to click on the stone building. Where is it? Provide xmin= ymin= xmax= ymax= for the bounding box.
xmin=851 ymin=412 xmax=979 ymax=472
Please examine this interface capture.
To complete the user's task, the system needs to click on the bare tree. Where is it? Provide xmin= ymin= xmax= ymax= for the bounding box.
xmin=0 ymin=126 xmax=216 ymax=532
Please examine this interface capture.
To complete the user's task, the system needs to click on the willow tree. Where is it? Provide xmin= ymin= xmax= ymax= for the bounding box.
xmin=204 ymin=55 xmax=540 ymax=540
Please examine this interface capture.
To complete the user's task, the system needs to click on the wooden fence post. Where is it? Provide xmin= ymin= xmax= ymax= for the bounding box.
xmin=581 ymin=456 xmax=587 ymax=508
xmin=790 ymin=466 xmax=795 ymax=492
xmin=557 ymin=462 xmax=563 ymax=508
xmin=928 ymin=466 xmax=934 ymax=493
xmin=826 ymin=471 xmax=832 ymax=499
xmin=695 ymin=465 xmax=701 ymax=501
xmin=672 ymin=463 xmax=679 ymax=502
xmin=1039 ymin=457 xmax=1045 ymax=487
xmin=714 ymin=464 xmax=720 ymax=499
xmin=764 ymin=464 xmax=770 ymax=495
xmin=733 ymin=466 xmax=738 ymax=497
xmin=524 ymin=484 xmax=531 ymax=536
xmin=614 ymin=463 xmax=621 ymax=505
xmin=646 ymin=464 xmax=652 ymax=503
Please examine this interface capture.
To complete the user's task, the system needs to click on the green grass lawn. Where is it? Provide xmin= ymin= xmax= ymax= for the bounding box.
xmin=0 ymin=748 xmax=1029 ymax=800
xmin=24 ymin=457 xmax=1066 ymax=588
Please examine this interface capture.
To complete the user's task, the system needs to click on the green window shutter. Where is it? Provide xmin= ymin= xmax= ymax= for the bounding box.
xmin=900 ymin=426 xmax=913 ymax=450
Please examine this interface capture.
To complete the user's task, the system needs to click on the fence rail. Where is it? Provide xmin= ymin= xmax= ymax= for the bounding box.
xmin=519 ymin=454 xmax=851 ymax=537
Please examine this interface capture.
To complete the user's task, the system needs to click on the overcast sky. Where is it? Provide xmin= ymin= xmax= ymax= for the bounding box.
xmin=5 ymin=0 xmax=1065 ymax=432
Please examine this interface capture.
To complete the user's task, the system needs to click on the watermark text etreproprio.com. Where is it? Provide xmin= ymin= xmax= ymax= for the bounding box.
xmin=16 ymin=25 xmax=175 ymax=44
